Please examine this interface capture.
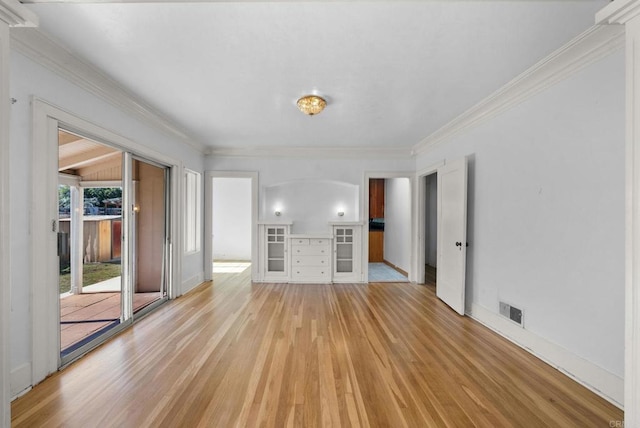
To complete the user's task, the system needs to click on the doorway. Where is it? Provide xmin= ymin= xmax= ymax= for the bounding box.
xmin=424 ymin=173 xmax=438 ymax=287
xmin=366 ymin=176 xmax=411 ymax=282
xmin=211 ymin=177 xmax=252 ymax=275
xmin=205 ymin=172 xmax=258 ymax=281
xmin=56 ymin=130 xmax=169 ymax=364
xmin=32 ymin=99 xmax=182 ymax=387
xmin=417 ymin=158 xmax=468 ymax=315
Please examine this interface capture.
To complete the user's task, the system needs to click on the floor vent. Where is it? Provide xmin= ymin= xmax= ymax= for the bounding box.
xmin=499 ymin=302 xmax=524 ymax=326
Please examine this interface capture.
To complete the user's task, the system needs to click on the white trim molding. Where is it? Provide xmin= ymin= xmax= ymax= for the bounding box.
xmin=468 ymin=303 xmax=624 ymax=408
xmin=597 ymin=0 xmax=640 ymax=423
xmin=412 ymin=24 xmax=625 ymax=155
xmin=208 ymin=146 xmax=414 ymax=160
xmin=0 ymin=0 xmax=37 ymax=27
xmin=10 ymin=28 xmax=206 ymax=154
xmin=0 ymin=16 xmax=10 ymax=428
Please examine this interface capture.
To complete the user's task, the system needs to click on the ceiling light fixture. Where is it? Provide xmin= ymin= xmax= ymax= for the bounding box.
xmin=296 ymin=94 xmax=326 ymax=116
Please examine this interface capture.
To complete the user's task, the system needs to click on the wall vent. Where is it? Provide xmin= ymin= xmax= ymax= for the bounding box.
xmin=499 ymin=301 xmax=524 ymax=326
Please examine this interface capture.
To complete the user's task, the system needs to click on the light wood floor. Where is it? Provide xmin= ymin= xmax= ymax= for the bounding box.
xmin=13 ymin=266 xmax=623 ymax=427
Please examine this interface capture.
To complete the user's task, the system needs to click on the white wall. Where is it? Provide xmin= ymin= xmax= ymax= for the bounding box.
xmin=425 ymin=174 xmax=437 ymax=267
xmin=212 ymin=178 xmax=252 ymax=260
xmin=9 ymin=50 xmax=205 ymax=395
xmin=416 ymin=50 xmax=625 ymax=386
xmin=263 ymin=180 xmax=359 ymax=234
xmin=384 ymin=178 xmax=411 ymax=273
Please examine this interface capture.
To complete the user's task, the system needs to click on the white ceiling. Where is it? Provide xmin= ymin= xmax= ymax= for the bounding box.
xmin=25 ymin=1 xmax=607 ymax=151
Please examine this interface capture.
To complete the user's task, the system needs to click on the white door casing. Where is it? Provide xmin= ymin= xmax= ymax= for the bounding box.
xmin=436 ymin=157 xmax=468 ymax=316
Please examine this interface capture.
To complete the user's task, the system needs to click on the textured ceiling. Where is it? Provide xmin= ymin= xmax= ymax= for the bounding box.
xmin=27 ymin=1 xmax=607 ymax=151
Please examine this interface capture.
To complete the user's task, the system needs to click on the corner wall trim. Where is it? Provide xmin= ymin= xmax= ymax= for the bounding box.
xmin=412 ymin=24 xmax=624 ymax=155
xmin=10 ymin=362 xmax=31 ymax=400
xmin=468 ymin=303 xmax=623 ymax=409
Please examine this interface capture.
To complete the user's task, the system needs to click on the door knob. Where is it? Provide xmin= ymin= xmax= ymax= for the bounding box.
xmin=455 ymin=242 xmax=462 ymax=247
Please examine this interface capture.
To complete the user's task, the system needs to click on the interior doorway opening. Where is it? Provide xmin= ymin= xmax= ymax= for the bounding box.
xmin=211 ymin=177 xmax=252 ymax=276
xmin=424 ymin=173 xmax=438 ymax=288
xmin=367 ymin=177 xmax=410 ymax=282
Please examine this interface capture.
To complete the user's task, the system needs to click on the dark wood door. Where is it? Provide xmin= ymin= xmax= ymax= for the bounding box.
xmin=369 ymin=179 xmax=385 ymax=219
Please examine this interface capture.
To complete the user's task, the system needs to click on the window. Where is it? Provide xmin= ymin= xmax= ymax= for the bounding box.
xmin=184 ymin=169 xmax=201 ymax=253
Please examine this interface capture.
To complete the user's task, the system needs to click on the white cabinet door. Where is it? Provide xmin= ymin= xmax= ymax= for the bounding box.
xmin=436 ymin=157 xmax=468 ymax=315
xmin=332 ymin=225 xmax=361 ymax=282
xmin=262 ymin=225 xmax=289 ymax=280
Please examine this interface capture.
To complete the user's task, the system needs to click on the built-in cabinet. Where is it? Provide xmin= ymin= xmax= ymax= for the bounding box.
xmin=258 ymin=222 xmax=362 ymax=283
xmin=259 ymin=222 xmax=291 ymax=281
xmin=290 ymin=236 xmax=331 ymax=283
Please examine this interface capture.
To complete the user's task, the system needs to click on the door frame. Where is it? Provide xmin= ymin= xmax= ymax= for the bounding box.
xmin=0 ymin=18 xmax=10 ymax=426
xmin=363 ymin=172 xmax=415 ymax=283
xmin=31 ymin=98 xmax=183 ymax=385
xmin=203 ymin=171 xmax=259 ymax=281
xmin=415 ymin=161 xmax=445 ymax=285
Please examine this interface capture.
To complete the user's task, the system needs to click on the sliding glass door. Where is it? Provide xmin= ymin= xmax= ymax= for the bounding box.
xmin=58 ymin=129 xmax=170 ymax=365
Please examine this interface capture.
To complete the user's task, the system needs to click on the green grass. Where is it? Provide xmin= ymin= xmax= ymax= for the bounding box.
xmin=59 ymin=263 xmax=122 ymax=294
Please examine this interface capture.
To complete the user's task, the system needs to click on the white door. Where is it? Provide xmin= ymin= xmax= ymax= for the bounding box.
xmin=436 ymin=157 xmax=468 ymax=315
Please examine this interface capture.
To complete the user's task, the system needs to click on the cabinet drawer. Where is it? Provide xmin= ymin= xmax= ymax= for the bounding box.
xmin=291 ymin=266 xmax=330 ymax=278
xmin=291 ymin=238 xmax=309 ymax=246
xmin=292 ymin=255 xmax=329 ymax=267
xmin=292 ymin=245 xmax=329 ymax=256
xmin=310 ymin=238 xmax=330 ymax=246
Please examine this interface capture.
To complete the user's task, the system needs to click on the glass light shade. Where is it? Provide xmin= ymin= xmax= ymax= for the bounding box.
xmin=297 ymin=95 xmax=326 ymax=115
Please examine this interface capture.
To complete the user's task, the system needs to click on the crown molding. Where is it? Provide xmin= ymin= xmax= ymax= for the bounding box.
xmin=412 ymin=24 xmax=624 ymax=156
xmin=0 ymin=0 xmax=37 ymax=27
xmin=207 ymin=145 xmax=414 ymax=159
xmin=596 ymin=0 xmax=640 ymax=25
xmin=10 ymin=28 xmax=208 ymax=154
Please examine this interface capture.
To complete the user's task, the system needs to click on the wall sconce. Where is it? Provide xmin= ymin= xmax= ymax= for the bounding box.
xmin=337 ymin=211 xmax=344 ymax=217
xmin=275 ymin=210 xmax=281 ymax=217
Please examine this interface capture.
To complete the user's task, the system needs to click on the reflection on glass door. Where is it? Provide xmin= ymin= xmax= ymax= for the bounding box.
xmin=131 ymin=158 xmax=169 ymax=316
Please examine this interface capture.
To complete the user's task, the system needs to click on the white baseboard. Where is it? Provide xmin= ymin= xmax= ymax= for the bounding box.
xmin=10 ymin=362 xmax=31 ymax=400
xmin=181 ymin=271 xmax=204 ymax=295
xmin=468 ymin=303 xmax=623 ymax=409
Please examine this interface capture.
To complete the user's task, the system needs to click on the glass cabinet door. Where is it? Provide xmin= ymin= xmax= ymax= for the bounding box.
xmin=335 ymin=228 xmax=354 ymax=273
xmin=267 ymin=227 xmax=286 ymax=272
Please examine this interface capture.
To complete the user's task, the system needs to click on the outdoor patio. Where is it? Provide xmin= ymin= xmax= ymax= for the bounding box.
xmin=60 ymin=277 xmax=161 ymax=352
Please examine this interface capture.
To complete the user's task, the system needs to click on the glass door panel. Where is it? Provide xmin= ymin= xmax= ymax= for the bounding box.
xmin=131 ymin=158 xmax=169 ymax=317
xmin=58 ymin=129 xmax=124 ymax=360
